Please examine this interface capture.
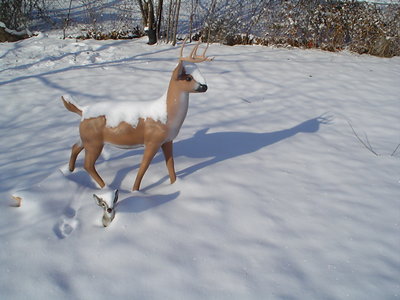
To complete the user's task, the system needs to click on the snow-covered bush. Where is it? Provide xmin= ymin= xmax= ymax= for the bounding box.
xmin=199 ymin=0 xmax=399 ymax=57
xmin=64 ymin=0 xmax=142 ymax=40
xmin=76 ymin=26 xmax=143 ymax=40
xmin=0 ymin=0 xmax=143 ymax=39
xmin=1 ymin=0 xmax=398 ymax=57
xmin=348 ymin=3 xmax=400 ymax=57
xmin=0 ymin=0 xmax=42 ymax=29
xmin=200 ymin=0 xmax=268 ymax=45
xmin=256 ymin=1 xmax=399 ymax=57
xmin=0 ymin=21 xmax=32 ymax=42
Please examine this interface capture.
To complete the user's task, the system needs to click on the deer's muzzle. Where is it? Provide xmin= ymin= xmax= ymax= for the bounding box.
xmin=196 ymin=84 xmax=208 ymax=93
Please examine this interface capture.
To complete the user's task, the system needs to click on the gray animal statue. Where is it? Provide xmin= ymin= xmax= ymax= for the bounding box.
xmin=94 ymin=189 xmax=119 ymax=227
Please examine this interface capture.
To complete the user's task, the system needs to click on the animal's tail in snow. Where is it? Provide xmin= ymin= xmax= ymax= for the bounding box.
xmin=61 ymin=96 xmax=82 ymax=116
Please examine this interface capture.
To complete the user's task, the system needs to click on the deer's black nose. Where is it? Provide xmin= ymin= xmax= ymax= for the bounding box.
xmin=196 ymin=84 xmax=208 ymax=92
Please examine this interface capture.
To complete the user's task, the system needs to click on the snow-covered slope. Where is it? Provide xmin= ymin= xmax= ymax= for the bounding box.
xmin=0 ymin=34 xmax=399 ymax=299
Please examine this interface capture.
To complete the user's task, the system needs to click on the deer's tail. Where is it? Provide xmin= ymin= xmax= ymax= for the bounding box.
xmin=61 ymin=96 xmax=82 ymax=116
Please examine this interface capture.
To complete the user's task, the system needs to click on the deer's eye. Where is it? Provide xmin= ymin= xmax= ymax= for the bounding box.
xmin=186 ymin=76 xmax=192 ymax=82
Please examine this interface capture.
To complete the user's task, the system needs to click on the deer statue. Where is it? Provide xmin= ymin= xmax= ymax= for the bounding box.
xmin=94 ymin=189 xmax=119 ymax=227
xmin=61 ymin=39 xmax=212 ymax=191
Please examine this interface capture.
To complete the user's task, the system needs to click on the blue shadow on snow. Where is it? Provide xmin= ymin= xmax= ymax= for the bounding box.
xmin=173 ymin=115 xmax=332 ymax=178
xmin=105 ymin=115 xmax=332 ymax=189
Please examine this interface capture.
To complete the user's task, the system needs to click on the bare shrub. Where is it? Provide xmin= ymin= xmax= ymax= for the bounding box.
xmin=76 ymin=26 xmax=142 ymax=40
xmin=2 ymin=0 xmax=398 ymax=57
xmin=198 ymin=0 xmax=399 ymax=57
xmin=0 ymin=0 xmax=42 ymax=29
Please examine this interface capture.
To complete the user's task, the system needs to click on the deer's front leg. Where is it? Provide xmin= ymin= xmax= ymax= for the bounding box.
xmin=161 ymin=141 xmax=176 ymax=184
xmin=133 ymin=143 xmax=160 ymax=191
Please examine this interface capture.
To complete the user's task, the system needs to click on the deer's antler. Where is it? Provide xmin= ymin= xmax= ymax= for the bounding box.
xmin=179 ymin=38 xmax=213 ymax=63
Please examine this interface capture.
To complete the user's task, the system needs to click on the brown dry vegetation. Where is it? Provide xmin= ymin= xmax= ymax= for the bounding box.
xmin=1 ymin=0 xmax=399 ymax=57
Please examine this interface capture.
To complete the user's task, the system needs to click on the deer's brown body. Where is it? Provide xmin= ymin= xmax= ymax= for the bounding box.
xmin=62 ymin=40 xmax=211 ymax=191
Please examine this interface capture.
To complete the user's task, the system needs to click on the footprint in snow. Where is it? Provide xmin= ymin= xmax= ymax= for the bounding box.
xmin=54 ymin=206 xmax=80 ymax=239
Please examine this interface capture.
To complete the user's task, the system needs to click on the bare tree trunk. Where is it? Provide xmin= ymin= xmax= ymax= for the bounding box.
xmin=63 ymin=0 xmax=73 ymax=39
xmin=171 ymin=0 xmax=181 ymax=45
xmin=205 ymin=0 xmax=218 ymax=43
xmin=164 ymin=0 xmax=181 ymax=44
xmin=166 ymin=0 xmax=174 ymax=43
xmin=147 ymin=0 xmax=157 ymax=44
xmin=137 ymin=0 xmax=158 ymax=44
xmin=137 ymin=0 xmax=147 ymax=27
xmin=188 ymin=0 xmax=199 ymax=42
xmin=156 ymin=0 xmax=163 ymax=41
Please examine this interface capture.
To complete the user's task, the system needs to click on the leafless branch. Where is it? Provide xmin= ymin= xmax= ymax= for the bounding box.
xmin=347 ymin=120 xmax=379 ymax=156
xmin=391 ymin=143 xmax=400 ymax=156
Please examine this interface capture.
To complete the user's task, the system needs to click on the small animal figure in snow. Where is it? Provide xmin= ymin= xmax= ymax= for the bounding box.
xmin=11 ymin=196 xmax=22 ymax=207
xmin=94 ymin=189 xmax=119 ymax=227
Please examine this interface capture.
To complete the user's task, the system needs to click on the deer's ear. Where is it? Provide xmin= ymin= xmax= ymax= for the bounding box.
xmin=113 ymin=189 xmax=119 ymax=204
xmin=174 ymin=61 xmax=185 ymax=80
xmin=93 ymin=194 xmax=103 ymax=206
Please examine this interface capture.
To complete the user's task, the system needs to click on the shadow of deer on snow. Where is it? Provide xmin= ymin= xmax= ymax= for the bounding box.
xmin=97 ymin=115 xmax=332 ymax=190
xmin=173 ymin=115 xmax=333 ymax=178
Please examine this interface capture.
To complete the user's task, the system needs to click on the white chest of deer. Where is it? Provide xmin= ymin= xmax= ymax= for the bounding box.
xmin=166 ymin=61 xmax=207 ymax=141
xmin=167 ymin=92 xmax=189 ymax=142
xmin=62 ymin=39 xmax=212 ymax=191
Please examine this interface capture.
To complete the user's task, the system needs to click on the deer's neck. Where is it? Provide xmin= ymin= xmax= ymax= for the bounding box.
xmin=165 ymin=82 xmax=189 ymax=141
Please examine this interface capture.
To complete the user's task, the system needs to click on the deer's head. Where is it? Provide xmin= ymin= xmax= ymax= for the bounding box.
xmin=94 ymin=189 xmax=119 ymax=227
xmin=173 ymin=39 xmax=213 ymax=93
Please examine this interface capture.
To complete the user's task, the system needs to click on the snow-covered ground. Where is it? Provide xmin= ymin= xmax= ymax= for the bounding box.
xmin=0 ymin=33 xmax=399 ymax=299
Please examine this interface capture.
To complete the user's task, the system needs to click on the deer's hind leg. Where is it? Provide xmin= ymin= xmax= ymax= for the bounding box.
xmin=83 ymin=143 xmax=105 ymax=188
xmin=69 ymin=141 xmax=84 ymax=172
